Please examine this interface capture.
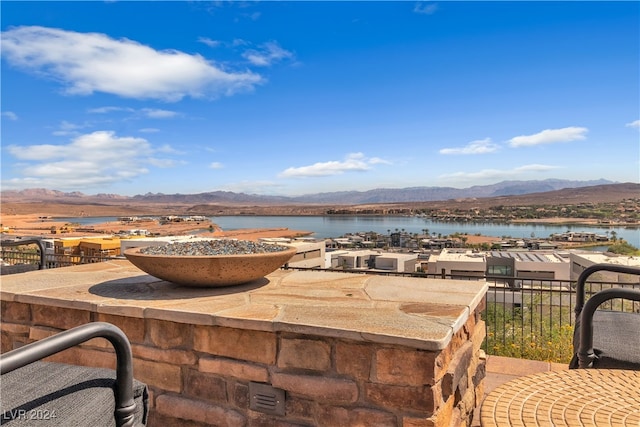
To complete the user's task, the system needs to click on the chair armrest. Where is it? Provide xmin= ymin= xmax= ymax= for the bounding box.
xmin=574 ymin=264 xmax=640 ymax=316
xmin=0 ymin=322 xmax=137 ymax=427
xmin=577 ymin=287 xmax=640 ymax=368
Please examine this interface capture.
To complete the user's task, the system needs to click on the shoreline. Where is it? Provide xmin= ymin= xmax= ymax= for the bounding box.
xmin=0 ymin=213 xmax=622 ymax=250
xmin=508 ymin=217 xmax=638 ymax=227
xmin=4 ymin=211 xmax=637 ymax=228
xmin=0 ymin=214 xmax=313 ymax=241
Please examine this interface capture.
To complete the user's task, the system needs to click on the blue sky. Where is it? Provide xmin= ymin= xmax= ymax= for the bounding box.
xmin=1 ymin=1 xmax=638 ymax=197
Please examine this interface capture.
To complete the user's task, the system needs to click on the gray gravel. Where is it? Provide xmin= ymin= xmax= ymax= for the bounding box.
xmin=140 ymin=239 xmax=290 ymax=256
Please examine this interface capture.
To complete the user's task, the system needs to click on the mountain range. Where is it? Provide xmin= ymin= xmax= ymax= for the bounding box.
xmin=0 ymin=179 xmax=628 ymax=205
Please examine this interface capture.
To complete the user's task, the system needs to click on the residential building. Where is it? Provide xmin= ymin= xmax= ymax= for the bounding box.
xmin=426 ymin=249 xmax=486 ymax=278
xmin=569 ymin=252 xmax=640 ymax=282
xmin=259 ymin=238 xmax=325 ymax=269
xmin=424 ymin=248 xmax=571 ymax=285
xmin=78 ymin=237 xmax=122 ymax=257
xmin=335 ymin=249 xmax=380 ymax=269
xmin=373 ymin=252 xmax=418 ymax=273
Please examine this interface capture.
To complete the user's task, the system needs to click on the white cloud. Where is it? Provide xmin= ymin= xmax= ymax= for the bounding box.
xmin=439 ymin=164 xmax=560 ymax=182
xmin=52 ymin=120 xmax=90 ymax=137
xmin=198 ymin=37 xmax=221 ymax=48
xmin=4 ymin=130 xmax=177 ymax=189
xmin=413 ymin=2 xmax=438 ymax=15
xmin=439 ymin=138 xmax=499 ymax=155
xmin=87 ymin=106 xmax=134 ymax=114
xmin=368 ymin=157 xmax=393 ymax=165
xmin=508 ymin=126 xmax=588 ymax=147
xmin=1 ymin=26 xmax=263 ymax=102
xmin=625 ymin=119 xmax=640 ymax=129
xmin=209 ymin=162 xmax=224 ymax=169
xmin=1 ymin=111 xmax=18 ymax=121
xmin=515 ymin=164 xmax=560 ymax=172
xmin=141 ymin=108 xmax=180 ymax=119
xmin=243 ymin=41 xmax=294 ymax=67
xmin=279 ymin=153 xmax=390 ymax=178
xmin=88 ymin=106 xmax=178 ymax=119
xmin=232 ymin=39 xmax=249 ymax=47
xmin=156 ymin=144 xmax=182 ymax=154
xmin=139 ymin=128 xmax=160 ymax=133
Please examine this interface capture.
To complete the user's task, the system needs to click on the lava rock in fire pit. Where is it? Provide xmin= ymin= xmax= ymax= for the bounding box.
xmin=140 ymin=240 xmax=290 ymax=256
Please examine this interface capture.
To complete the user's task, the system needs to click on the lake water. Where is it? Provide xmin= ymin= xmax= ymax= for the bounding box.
xmin=56 ymin=215 xmax=640 ymax=248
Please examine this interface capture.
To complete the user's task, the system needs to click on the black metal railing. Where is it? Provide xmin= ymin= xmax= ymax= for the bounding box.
xmin=1 ymin=240 xmax=114 ymax=275
xmin=2 ymin=247 xmax=638 ymax=363
xmin=287 ymin=266 xmax=639 ymax=363
xmin=1 ymin=239 xmax=45 ymax=275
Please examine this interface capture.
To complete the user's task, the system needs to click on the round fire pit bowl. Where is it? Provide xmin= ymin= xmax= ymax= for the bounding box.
xmin=124 ymin=240 xmax=297 ymax=287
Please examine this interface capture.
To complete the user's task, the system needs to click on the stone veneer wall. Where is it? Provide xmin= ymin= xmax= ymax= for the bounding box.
xmin=1 ymin=300 xmax=486 ymax=427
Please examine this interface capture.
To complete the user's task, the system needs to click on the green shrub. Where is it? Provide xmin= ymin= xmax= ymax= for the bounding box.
xmin=483 ymin=296 xmax=574 ymax=364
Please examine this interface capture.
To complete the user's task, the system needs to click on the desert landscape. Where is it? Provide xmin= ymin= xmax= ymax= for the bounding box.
xmin=1 ymin=182 xmax=638 ymax=244
xmin=0 ymin=213 xmax=313 ymax=241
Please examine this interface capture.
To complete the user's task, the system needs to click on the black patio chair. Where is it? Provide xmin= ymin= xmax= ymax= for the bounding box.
xmin=570 ymin=263 xmax=640 ymax=370
xmin=1 ymin=322 xmax=148 ymax=426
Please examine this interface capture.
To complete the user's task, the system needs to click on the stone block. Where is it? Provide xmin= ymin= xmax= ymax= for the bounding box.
xmin=155 ymin=394 xmax=245 ymax=427
xmin=435 ymin=314 xmax=478 ymax=379
xmin=133 ymin=344 xmax=197 ymax=366
xmin=375 ymin=347 xmax=436 ymax=386
xmin=0 ymin=331 xmax=11 ymax=353
xmin=31 ymin=305 xmax=90 ymax=330
xmin=471 ymin=319 xmax=486 ymax=356
xmin=183 ymin=368 xmax=228 ymax=403
xmin=365 ymin=382 xmax=434 ymax=413
xmin=147 ymin=388 xmax=155 ymax=409
xmin=432 ymin=394 xmax=455 ymax=427
xmin=441 ymin=341 xmax=473 ymax=400
xmin=232 ymin=383 xmax=249 ymax=410
xmin=147 ymin=411 xmax=209 ymax=427
xmin=246 ymin=412 xmax=307 ymax=427
xmin=133 ymin=357 xmax=182 ymax=393
xmin=43 ymin=346 xmax=116 ymax=369
xmin=1 ymin=323 xmax=30 ymax=352
xmin=194 ymin=326 xmax=276 ymax=365
xmin=147 ymin=318 xmax=191 ymax=349
xmin=402 ymin=415 xmax=436 ymax=427
xmin=460 ymin=377 xmax=477 ymax=416
xmin=271 ymin=372 xmax=358 ymax=404
xmin=283 ymin=395 xmax=315 ymax=420
xmin=29 ymin=326 xmax=62 ymax=341
xmin=199 ymin=357 xmax=269 ymax=383
xmin=277 ymin=338 xmax=331 ymax=371
xmin=97 ymin=313 xmax=145 ymax=343
xmin=317 ymin=406 xmax=397 ymax=427
xmin=1 ymin=301 xmax=31 ymax=323
xmin=1 ymin=322 xmax=30 ymax=335
xmin=335 ymin=341 xmax=372 ymax=380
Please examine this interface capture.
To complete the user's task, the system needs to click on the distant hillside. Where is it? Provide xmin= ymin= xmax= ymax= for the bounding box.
xmin=0 ymin=179 xmax=620 ymax=205
xmin=288 ymin=179 xmax=615 ymax=204
xmin=131 ymin=191 xmax=291 ymax=205
xmin=400 ymin=182 xmax=640 ymax=210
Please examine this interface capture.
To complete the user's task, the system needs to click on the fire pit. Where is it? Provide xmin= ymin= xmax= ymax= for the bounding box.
xmin=124 ymin=239 xmax=297 ymax=287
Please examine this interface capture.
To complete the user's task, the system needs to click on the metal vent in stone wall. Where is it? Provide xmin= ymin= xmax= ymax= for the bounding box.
xmin=249 ymin=382 xmax=285 ymax=416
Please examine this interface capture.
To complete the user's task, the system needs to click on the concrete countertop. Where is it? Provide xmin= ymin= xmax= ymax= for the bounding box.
xmin=1 ymin=260 xmax=487 ymax=351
